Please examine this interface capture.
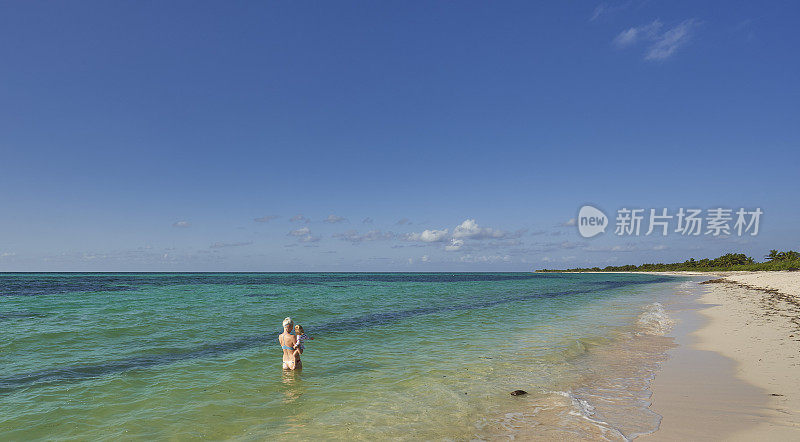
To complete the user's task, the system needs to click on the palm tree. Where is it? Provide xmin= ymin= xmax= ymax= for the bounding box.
xmin=766 ymin=250 xmax=779 ymax=261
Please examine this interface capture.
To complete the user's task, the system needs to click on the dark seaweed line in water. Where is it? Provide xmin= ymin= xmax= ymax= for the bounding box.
xmin=0 ymin=277 xmax=673 ymax=394
xmin=0 ymin=272 xmax=568 ymax=297
xmin=0 ymin=312 xmax=48 ymax=320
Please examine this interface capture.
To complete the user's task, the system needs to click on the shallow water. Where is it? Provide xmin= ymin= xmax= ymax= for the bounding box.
xmin=0 ymin=273 xmax=687 ymax=440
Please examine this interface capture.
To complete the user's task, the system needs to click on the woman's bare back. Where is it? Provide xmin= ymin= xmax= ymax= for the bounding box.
xmin=279 ymin=332 xmax=301 ymax=370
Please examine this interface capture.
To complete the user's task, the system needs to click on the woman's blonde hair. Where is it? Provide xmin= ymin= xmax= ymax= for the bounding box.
xmin=295 ymin=324 xmax=304 ymax=334
xmin=282 ymin=317 xmax=293 ymax=330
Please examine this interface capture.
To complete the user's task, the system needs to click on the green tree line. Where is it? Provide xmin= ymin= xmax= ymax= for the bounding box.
xmin=537 ymin=250 xmax=800 ymax=272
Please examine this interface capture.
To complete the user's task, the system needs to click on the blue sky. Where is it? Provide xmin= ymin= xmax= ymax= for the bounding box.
xmin=0 ymin=1 xmax=798 ymax=271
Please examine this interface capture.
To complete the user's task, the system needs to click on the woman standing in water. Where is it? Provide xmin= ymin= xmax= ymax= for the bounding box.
xmin=279 ymin=317 xmax=302 ymax=370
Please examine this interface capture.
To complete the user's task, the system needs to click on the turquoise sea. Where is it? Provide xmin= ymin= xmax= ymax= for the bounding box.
xmin=0 ymin=273 xmax=690 ymax=440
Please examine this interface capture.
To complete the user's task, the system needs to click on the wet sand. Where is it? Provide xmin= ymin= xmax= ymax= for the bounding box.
xmin=646 ymin=271 xmax=800 ymax=440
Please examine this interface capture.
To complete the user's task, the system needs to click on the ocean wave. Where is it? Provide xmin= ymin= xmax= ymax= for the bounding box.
xmin=547 ymin=390 xmax=628 ymax=441
xmin=636 ymin=302 xmax=675 ymax=335
xmin=673 ymin=280 xmax=700 ymax=296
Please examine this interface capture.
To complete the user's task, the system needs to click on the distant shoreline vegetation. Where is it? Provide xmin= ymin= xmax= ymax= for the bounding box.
xmin=537 ymin=250 xmax=800 ymax=272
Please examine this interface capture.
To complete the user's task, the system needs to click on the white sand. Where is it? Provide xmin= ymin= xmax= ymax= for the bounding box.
xmin=647 ymin=271 xmax=800 ymax=440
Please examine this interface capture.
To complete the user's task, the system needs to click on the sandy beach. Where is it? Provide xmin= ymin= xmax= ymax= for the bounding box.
xmin=646 ymin=271 xmax=800 ymax=440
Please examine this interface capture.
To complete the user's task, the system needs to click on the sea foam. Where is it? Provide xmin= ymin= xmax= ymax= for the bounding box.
xmin=637 ymin=302 xmax=675 ymax=335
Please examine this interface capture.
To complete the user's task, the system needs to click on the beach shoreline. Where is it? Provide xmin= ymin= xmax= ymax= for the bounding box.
xmin=641 ymin=271 xmax=800 ymax=440
xmin=4 ymin=272 xmax=798 ymax=439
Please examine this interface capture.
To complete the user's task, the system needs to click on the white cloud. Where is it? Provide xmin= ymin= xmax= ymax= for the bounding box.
xmin=290 ymin=214 xmax=310 ymax=223
xmin=590 ymin=3 xmax=608 ymax=22
xmin=590 ymin=2 xmax=630 ymax=22
xmin=614 ymin=20 xmax=663 ymax=47
xmin=396 ymin=218 xmax=411 ymax=225
xmin=405 ymin=229 xmax=449 ymax=243
xmin=614 ymin=28 xmax=639 ymax=47
xmin=401 ymin=219 xmax=525 ymax=252
xmin=254 ymin=215 xmax=278 ymax=223
xmin=645 ymin=19 xmax=698 ymax=60
xmin=290 ymin=226 xmax=310 ymax=236
xmin=445 ymin=238 xmax=464 ymax=251
xmin=459 ymin=254 xmax=512 ymax=263
xmin=483 ymin=239 xmax=523 ymax=249
xmin=362 ymin=217 xmax=374 ymax=224
xmin=452 ymin=219 xmax=512 ymax=240
xmin=584 ymin=243 xmax=664 ymax=252
xmin=334 ymin=230 xmax=395 ymax=243
xmin=210 ymin=241 xmax=253 ymax=249
xmin=38 ymin=246 xmax=232 ymax=267
xmin=614 ymin=19 xmax=698 ymax=60
xmin=323 ymin=214 xmax=347 ymax=224
xmin=172 ymin=220 xmax=190 ymax=228
xmin=288 ymin=227 xmax=320 ymax=243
